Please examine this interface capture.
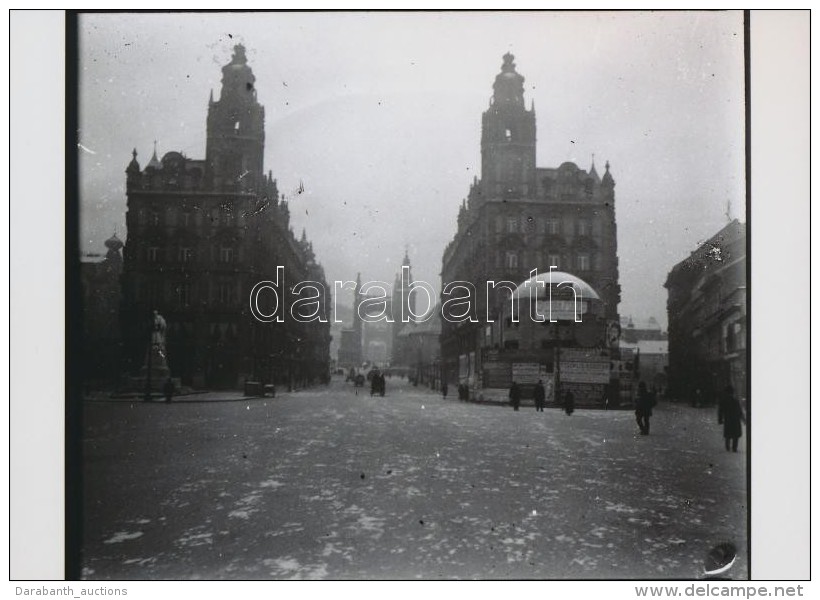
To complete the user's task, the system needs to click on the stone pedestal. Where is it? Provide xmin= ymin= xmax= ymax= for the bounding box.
xmin=126 ymin=344 xmax=173 ymax=393
xmin=140 ymin=344 xmax=170 ymax=380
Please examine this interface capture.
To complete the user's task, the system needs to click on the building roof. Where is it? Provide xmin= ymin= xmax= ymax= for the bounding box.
xmin=665 ymin=219 xmax=746 ymax=289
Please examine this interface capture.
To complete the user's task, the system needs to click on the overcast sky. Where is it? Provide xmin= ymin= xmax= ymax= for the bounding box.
xmin=78 ymin=11 xmax=746 ymax=328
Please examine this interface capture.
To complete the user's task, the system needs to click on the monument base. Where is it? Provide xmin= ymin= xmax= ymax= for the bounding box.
xmin=127 ymin=375 xmax=180 ymax=394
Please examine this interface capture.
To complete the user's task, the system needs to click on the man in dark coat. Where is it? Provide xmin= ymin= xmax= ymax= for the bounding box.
xmin=509 ymin=381 xmax=521 ymax=411
xmin=718 ymin=385 xmax=745 ymax=452
xmin=533 ymin=380 xmax=546 ymax=412
xmin=635 ymin=381 xmax=653 ymax=434
xmin=163 ymin=377 xmax=174 ymax=403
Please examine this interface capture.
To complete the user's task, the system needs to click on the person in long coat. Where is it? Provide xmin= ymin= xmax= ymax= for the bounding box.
xmin=163 ymin=377 xmax=174 ymax=403
xmin=563 ymin=389 xmax=575 ymax=416
xmin=635 ymin=381 xmax=653 ymax=434
xmin=718 ymin=385 xmax=745 ymax=452
xmin=509 ymin=381 xmax=521 ymax=411
xmin=533 ymin=380 xmax=546 ymax=412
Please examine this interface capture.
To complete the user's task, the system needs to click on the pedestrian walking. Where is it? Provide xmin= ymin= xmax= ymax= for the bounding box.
xmin=718 ymin=385 xmax=745 ymax=452
xmin=533 ymin=379 xmax=546 ymax=412
xmin=509 ymin=381 xmax=521 ymax=411
xmin=441 ymin=382 xmax=448 ymax=398
xmin=635 ymin=381 xmax=654 ymax=434
xmin=563 ymin=389 xmax=575 ymax=416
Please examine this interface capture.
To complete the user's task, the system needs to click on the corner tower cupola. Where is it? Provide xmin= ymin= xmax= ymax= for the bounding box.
xmin=481 ymin=53 xmax=537 ymax=199
xmin=205 ymin=44 xmax=266 ymax=193
xmin=125 ymin=148 xmax=141 ymax=188
xmin=126 ymin=148 xmax=140 ymax=173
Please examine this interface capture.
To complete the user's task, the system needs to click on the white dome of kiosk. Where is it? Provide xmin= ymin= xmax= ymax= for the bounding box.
xmin=510 ymin=270 xmax=600 ymax=302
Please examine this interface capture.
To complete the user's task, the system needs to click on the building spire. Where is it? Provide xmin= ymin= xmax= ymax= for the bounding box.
xmin=146 ymin=140 xmax=161 ymax=170
xmin=601 ymin=159 xmax=615 ymax=188
xmin=589 ymin=153 xmax=600 ymax=181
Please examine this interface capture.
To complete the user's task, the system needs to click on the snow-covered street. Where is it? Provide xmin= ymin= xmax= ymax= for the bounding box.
xmin=82 ymin=377 xmax=747 ymax=580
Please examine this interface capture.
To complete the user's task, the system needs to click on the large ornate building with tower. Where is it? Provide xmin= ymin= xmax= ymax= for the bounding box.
xmin=440 ymin=53 xmax=621 ymax=399
xmin=120 ymin=45 xmax=331 ymax=389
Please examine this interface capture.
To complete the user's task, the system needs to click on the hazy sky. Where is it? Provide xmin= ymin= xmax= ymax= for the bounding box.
xmin=78 ymin=11 xmax=746 ymax=328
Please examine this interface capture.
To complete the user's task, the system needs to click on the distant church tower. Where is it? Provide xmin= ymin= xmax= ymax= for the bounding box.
xmin=353 ymin=271 xmax=364 ymax=347
xmin=205 ymin=44 xmax=265 ymax=192
xmin=391 ymin=249 xmax=416 ymax=366
xmin=480 ymin=52 xmax=537 ymax=199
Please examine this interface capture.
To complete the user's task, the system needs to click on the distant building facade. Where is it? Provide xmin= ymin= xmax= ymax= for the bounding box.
xmin=335 ymin=253 xmax=420 ymax=371
xmin=362 ymin=290 xmax=394 ymax=366
xmin=398 ymin=304 xmax=443 ymax=388
xmin=80 ymin=234 xmax=124 ymax=386
xmin=440 ymin=53 xmax=621 ymax=399
xmin=665 ymin=219 xmax=747 ymax=403
xmin=620 ymin=316 xmax=667 ymax=344
xmin=120 ymin=45 xmax=330 ymax=389
xmin=337 ymin=273 xmax=364 ymax=370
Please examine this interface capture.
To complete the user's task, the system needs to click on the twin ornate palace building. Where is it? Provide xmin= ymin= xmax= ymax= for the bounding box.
xmin=110 ymin=47 xmax=621 ymax=394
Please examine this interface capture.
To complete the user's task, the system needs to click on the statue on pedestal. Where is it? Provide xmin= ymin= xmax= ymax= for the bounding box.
xmin=150 ymin=310 xmax=168 ymax=366
xmin=141 ymin=310 xmax=170 ymax=386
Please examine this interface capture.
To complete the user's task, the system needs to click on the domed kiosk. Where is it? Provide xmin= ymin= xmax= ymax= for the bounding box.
xmin=504 ymin=270 xmax=605 ymax=340
xmin=481 ymin=270 xmax=617 ymax=409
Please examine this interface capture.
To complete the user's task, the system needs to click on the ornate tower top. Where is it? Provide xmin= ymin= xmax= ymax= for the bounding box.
xmin=492 ymin=52 xmax=526 ymax=107
xmin=219 ymin=44 xmax=257 ymax=103
xmin=481 ymin=53 xmax=536 ymax=197
xmin=206 ymin=44 xmax=265 ymax=191
xmin=104 ymin=232 xmax=123 ymax=251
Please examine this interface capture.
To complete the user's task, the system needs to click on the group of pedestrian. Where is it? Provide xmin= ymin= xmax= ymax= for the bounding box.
xmin=507 ymin=378 xmax=744 ymax=450
xmin=509 ymin=379 xmax=574 ymax=415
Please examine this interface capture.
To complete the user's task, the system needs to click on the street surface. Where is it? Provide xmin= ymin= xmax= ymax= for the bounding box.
xmin=81 ymin=377 xmax=747 ymax=580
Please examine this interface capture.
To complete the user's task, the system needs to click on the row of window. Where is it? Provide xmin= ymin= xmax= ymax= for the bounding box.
xmin=497 ymin=251 xmax=596 ymax=271
xmin=135 ymin=205 xmax=240 ymax=228
xmin=136 ymin=280 xmax=238 ymax=308
xmin=494 ymin=216 xmax=596 ymax=236
xmin=142 ymin=245 xmax=236 ymax=264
